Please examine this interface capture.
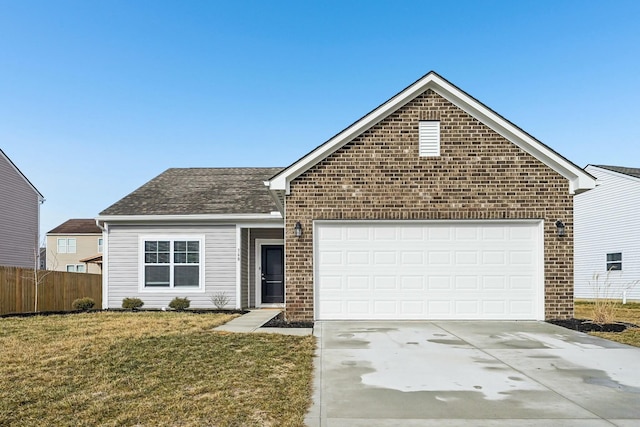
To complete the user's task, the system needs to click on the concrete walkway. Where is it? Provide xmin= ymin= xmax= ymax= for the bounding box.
xmin=306 ymin=321 xmax=640 ymax=427
xmin=214 ymin=309 xmax=313 ymax=336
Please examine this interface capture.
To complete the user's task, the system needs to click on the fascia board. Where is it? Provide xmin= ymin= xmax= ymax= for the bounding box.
xmin=97 ymin=213 xmax=283 ymax=222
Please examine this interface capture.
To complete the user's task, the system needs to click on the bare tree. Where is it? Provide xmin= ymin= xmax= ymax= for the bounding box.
xmin=23 ymin=235 xmax=57 ymax=312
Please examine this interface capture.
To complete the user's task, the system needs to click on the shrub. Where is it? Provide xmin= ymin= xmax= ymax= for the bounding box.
xmin=72 ymin=297 xmax=95 ymax=311
xmin=122 ymin=297 xmax=144 ymax=310
xmin=211 ymin=291 xmax=231 ymax=310
xmin=168 ymin=297 xmax=190 ymax=311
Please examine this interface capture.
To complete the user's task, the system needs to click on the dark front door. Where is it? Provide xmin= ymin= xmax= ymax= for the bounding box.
xmin=261 ymin=245 xmax=284 ymax=304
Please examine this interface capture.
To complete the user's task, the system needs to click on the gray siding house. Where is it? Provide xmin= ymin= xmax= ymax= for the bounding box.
xmin=0 ymin=149 xmax=44 ymax=268
xmin=98 ymin=168 xmax=284 ymax=310
xmin=99 ymin=72 xmax=596 ymax=320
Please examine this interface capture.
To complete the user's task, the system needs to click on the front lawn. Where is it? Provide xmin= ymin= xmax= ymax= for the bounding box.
xmin=0 ymin=312 xmax=315 ymax=426
xmin=575 ymin=300 xmax=640 ymax=347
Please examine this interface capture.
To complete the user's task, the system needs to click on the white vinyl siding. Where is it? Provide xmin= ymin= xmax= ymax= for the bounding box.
xmin=575 ymin=166 xmax=640 ymax=300
xmin=105 ymin=224 xmax=236 ymax=309
xmin=419 ymin=121 xmax=440 ymax=157
xmin=315 ymin=221 xmax=544 ymax=320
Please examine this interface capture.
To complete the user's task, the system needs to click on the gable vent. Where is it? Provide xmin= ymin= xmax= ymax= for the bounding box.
xmin=419 ymin=121 xmax=440 ymax=157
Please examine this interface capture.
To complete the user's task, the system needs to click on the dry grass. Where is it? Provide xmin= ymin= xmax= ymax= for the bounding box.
xmin=0 ymin=312 xmax=315 ymax=426
xmin=575 ymin=300 xmax=640 ymax=347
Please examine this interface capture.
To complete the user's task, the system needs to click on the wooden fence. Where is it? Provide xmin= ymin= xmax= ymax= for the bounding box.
xmin=0 ymin=266 xmax=102 ymax=315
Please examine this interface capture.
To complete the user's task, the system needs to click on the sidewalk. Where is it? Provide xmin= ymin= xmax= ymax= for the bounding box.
xmin=214 ymin=309 xmax=313 ymax=336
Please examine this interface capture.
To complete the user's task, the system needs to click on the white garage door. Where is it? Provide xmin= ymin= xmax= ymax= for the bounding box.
xmin=315 ymin=221 xmax=543 ymax=320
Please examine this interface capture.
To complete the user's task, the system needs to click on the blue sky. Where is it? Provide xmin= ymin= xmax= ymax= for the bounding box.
xmin=1 ymin=0 xmax=639 ymax=238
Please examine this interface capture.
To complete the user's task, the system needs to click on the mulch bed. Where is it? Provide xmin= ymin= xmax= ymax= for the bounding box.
xmin=548 ymin=318 xmax=638 ymax=333
xmin=0 ymin=308 xmax=248 ymax=319
xmin=262 ymin=312 xmax=314 ymax=328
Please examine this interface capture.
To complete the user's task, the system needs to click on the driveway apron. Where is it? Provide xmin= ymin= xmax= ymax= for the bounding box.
xmin=305 ymin=321 xmax=640 ymax=427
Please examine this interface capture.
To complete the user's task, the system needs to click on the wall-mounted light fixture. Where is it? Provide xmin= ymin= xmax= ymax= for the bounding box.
xmin=555 ymin=220 xmax=566 ymax=237
xmin=294 ymin=221 xmax=303 ymax=238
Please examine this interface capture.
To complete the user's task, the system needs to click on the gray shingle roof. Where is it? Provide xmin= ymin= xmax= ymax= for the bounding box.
xmin=594 ymin=165 xmax=640 ymax=179
xmin=100 ymin=168 xmax=283 ymax=216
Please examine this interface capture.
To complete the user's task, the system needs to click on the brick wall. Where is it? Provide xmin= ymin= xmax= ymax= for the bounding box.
xmin=284 ymin=89 xmax=573 ymax=321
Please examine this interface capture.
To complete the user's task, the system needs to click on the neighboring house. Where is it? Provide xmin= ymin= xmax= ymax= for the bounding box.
xmin=46 ymin=219 xmax=103 ymax=274
xmin=575 ymin=165 xmax=640 ymax=301
xmin=98 ymin=71 xmax=596 ymax=321
xmin=0 ymin=148 xmax=44 ymax=268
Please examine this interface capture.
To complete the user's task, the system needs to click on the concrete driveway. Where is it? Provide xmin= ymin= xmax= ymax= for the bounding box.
xmin=305 ymin=321 xmax=640 ymax=426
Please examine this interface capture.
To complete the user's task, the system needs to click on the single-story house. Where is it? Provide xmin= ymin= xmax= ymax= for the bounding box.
xmin=98 ymin=71 xmax=596 ymax=321
xmin=575 ymin=165 xmax=640 ymax=301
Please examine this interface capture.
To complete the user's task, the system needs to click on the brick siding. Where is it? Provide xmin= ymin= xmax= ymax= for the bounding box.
xmin=284 ymin=89 xmax=573 ymax=321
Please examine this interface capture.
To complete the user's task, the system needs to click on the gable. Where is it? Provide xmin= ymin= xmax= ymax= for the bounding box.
xmin=267 ymin=72 xmax=596 ymax=205
xmin=292 ymin=89 xmax=571 ymax=208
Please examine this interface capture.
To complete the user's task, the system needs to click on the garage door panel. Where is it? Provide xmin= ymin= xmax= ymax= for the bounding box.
xmin=401 ymin=276 xmax=425 ymax=290
xmin=482 ymin=276 xmax=506 ymax=290
xmin=319 ymin=251 xmax=343 ymax=266
xmin=428 ymin=251 xmax=451 ymax=264
xmin=455 ymin=276 xmax=479 ymax=290
xmin=510 ymin=251 xmax=533 ymax=264
xmin=316 ymin=221 xmax=543 ymax=320
xmin=401 ymin=251 xmax=424 ymax=265
xmin=320 ymin=276 xmax=343 ymax=290
xmin=374 ymin=276 xmax=397 ymax=290
xmin=482 ymin=300 xmax=507 ymax=315
xmin=346 ymin=276 xmax=369 ymax=290
xmin=347 ymin=251 xmax=369 ymax=264
xmin=455 ymin=251 xmax=478 ymax=265
xmin=482 ymin=227 xmax=506 ymax=240
xmin=510 ymin=276 xmax=534 ymax=290
xmin=374 ymin=251 xmax=397 ymax=264
xmin=456 ymin=300 xmax=481 ymax=315
xmin=428 ymin=276 xmax=452 ymax=290
xmin=346 ymin=227 xmax=369 ymax=240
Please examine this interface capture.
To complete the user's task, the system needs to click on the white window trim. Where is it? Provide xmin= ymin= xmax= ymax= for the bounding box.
xmin=138 ymin=235 xmax=206 ymax=293
xmin=606 ymin=252 xmax=622 ymax=272
xmin=66 ymin=264 xmax=85 ymax=273
xmin=98 ymin=238 xmax=104 ymax=253
xmin=57 ymin=238 xmax=77 ymax=254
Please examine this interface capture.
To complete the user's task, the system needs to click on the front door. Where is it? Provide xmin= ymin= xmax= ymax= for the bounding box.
xmin=261 ymin=245 xmax=284 ymax=304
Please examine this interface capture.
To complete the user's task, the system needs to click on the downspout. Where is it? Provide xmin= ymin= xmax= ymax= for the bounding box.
xmin=95 ymin=219 xmax=108 ymax=309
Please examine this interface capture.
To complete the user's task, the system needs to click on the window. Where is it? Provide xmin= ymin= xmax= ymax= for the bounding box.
xmin=606 ymin=252 xmax=622 ymax=271
xmin=142 ymin=238 xmax=202 ymax=289
xmin=57 ymin=238 xmax=77 ymax=254
xmin=98 ymin=238 xmax=104 ymax=253
xmin=66 ymin=264 xmax=86 ymax=273
xmin=419 ymin=120 xmax=440 ymax=157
